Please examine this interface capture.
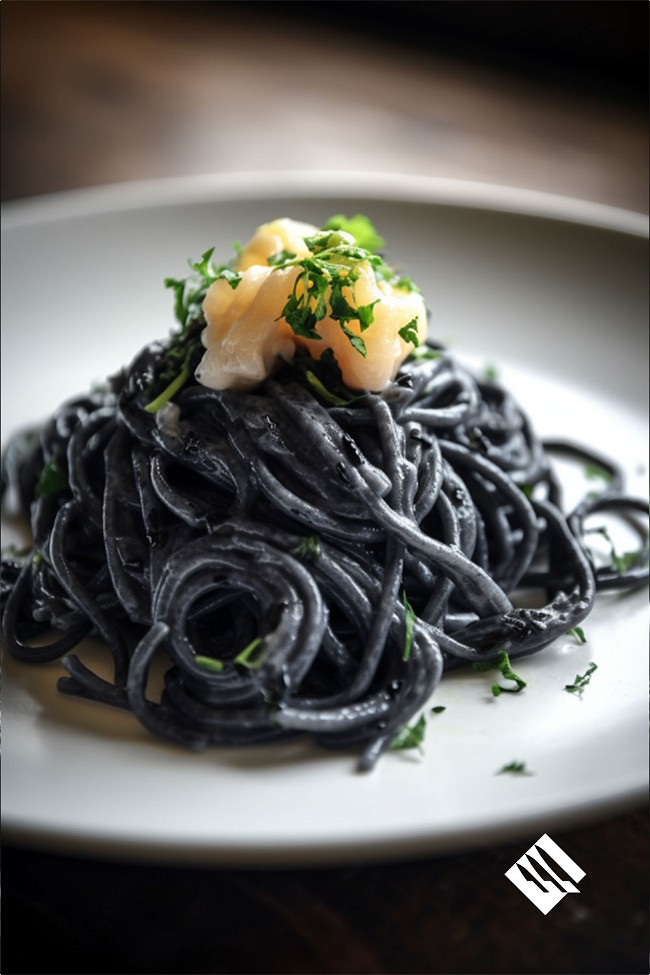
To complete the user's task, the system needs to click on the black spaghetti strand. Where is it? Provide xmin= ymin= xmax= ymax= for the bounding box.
xmin=2 ymin=340 xmax=647 ymax=771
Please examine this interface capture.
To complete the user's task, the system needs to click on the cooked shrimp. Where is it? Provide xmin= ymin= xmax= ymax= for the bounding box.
xmin=196 ymin=217 xmax=427 ymax=393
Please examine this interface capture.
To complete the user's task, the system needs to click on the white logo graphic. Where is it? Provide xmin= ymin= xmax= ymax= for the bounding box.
xmin=505 ymin=833 xmax=586 ymax=914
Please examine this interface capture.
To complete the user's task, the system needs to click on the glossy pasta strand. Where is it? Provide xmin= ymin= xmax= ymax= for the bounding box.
xmin=2 ymin=345 xmax=647 ymax=771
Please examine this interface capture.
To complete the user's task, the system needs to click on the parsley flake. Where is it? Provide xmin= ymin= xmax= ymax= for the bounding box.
xmin=292 ymin=535 xmax=321 ymax=562
xmin=483 ymin=363 xmax=499 ymax=382
xmin=321 ymin=213 xmax=385 ymax=252
xmin=194 ymin=637 xmax=266 ymax=673
xmin=497 ymin=761 xmax=534 ymax=776
xmin=394 ymin=276 xmax=420 ymax=293
xmin=566 ymin=626 xmax=587 ymax=645
xmin=195 ymin=656 xmax=225 ymax=673
xmin=267 ymin=249 xmax=297 ymax=266
xmin=398 ymin=317 xmax=420 ymax=348
xmin=148 ymin=241 xmax=245 ymax=410
xmin=565 ymin=661 xmax=598 ymax=697
xmin=586 ymin=525 xmax=643 ymax=575
xmin=407 ymin=344 xmax=442 ymax=361
xmin=270 ymin=222 xmax=418 ymax=359
xmin=35 ymin=460 xmax=67 ymax=499
xmin=390 ymin=714 xmax=426 ymax=752
xmin=402 ymin=590 xmax=416 ymax=661
xmin=234 ymin=637 xmax=266 ymax=670
xmin=585 ymin=463 xmax=613 ymax=482
xmin=473 ymin=649 xmax=527 ymax=696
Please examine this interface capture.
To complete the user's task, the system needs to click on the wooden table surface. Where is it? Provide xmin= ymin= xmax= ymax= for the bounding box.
xmin=2 ymin=3 xmax=648 ymax=974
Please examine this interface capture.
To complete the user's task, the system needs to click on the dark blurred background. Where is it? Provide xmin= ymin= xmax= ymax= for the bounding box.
xmin=284 ymin=0 xmax=648 ymax=95
xmin=2 ymin=4 xmax=649 ymax=975
xmin=2 ymin=0 xmax=648 ymax=210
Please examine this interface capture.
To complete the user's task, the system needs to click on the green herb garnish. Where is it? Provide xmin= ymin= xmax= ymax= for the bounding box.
xmin=292 ymin=535 xmax=321 ymax=562
xmin=271 ymin=225 xmax=413 ymax=359
xmin=483 ymin=363 xmax=499 ymax=382
xmin=390 ymin=714 xmax=426 ymax=752
xmin=497 ymin=761 xmax=533 ymax=776
xmin=303 ymin=371 xmax=353 ymax=406
xmin=585 ymin=463 xmax=613 ymax=483
xmin=233 ymin=636 xmax=266 ymax=669
xmin=277 ymin=247 xmax=375 ymax=355
xmin=586 ymin=525 xmax=643 ymax=575
xmin=566 ymin=626 xmax=587 ymax=645
xmin=402 ymin=590 xmax=416 ymax=661
xmin=473 ymin=649 xmax=527 ymax=696
xmin=35 ymin=459 xmax=67 ymax=499
xmin=398 ymin=317 xmax=420 ymax=348
xmin=144 ymin=348 xmax=194 ymax=414
xmin=195 ymin=636 xmax=266 ymax=673
xmin=267 ymin=248 xmax=297 ymax=266
xmin=195 ymin=656 xmax=225 ymax=673
xmin=282 ymin=348 xmax=365 ymax=407
xmin=145 ymin=242 xmax=244 ymax=412
xmin=565 ymin=661 xmax=597 ymax=697
xmin=407 ymin=344 xmax=442 ymax=361
xmin=394 ymin=276 xmax=420 ymax=293
xmin=149 ymin=214 xmax=423 ymax=411
xmin=430 ymin=705 xmax=446 ymax=714
xmin=321 ymin=213 xmax=385 ymax=252
xmin=165 ymin=245 xmax=240 ymax=329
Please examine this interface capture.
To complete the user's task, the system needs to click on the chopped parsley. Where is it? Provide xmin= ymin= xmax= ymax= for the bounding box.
xmin=165 ymin=245 xmax=241 ymax=329
xmin=194 ymin=637 xmax=266 ymax=673
xmin=233 ymin=637 xmax=266 ymax=669
xmin=398 ymin=318 xmax=420 ymax=347
xmin=145 ymin=243 xmax=243 ymax=412
xmin=144 ymin=348 xmax=194 ymax=414
xmin=430 ymin=705 xmax=446 ymax=714
xmin=566 ymin=626 xmax=587 ymax=645
xmin=303 ymin=370 xmax=354 ymax=406
xmin=565 ymin=661 xmax=598 ymax=697
xmin=281 ymin=348 xmax=365 ymax=407
xmin=483 ymin=363 xmax=499 ymax=382
xmin=390 ymin=713 xmax=426 ymax=752
xmin=395 ymin=275 xmax=420 ymax=293
xmin=406 ymin=344 xmax=442 ymax=361
xmin=584 ymin=463 xmax=614 ymax=499
xmin=35 ymin=459 xmax=67 ymax=499
xmin=273 ymin=234 xmax=377 ymax=356
xmin=497 ymin=761 xmax=533 ymax=776
xmin=148 ymin=213 xmax=423 ymax=410
xmin=267 ymin=248 xmax=297 ymax=266
xmin=194 ymin=655 xmax=225 ymax=673
xmin=402 ymin=590 xmax=416 ymax=661
xmin=321 ymin=213 xmax=385 ymax=253
xmin=586 ymin=525 xmax=643 ymax=575
xmin=292 ymin=535 xmax=321 ymax=562
xmin=473 ymin=649 xmax=527 ymax=696
xmin=585 ymin=463 xmax=613 ymax=483
xmin=270 ymin=225 xmax=419 ymax=358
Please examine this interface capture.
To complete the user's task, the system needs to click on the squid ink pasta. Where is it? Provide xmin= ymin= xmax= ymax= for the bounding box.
xmin=1 ymin=216 xmax=648 ymax=771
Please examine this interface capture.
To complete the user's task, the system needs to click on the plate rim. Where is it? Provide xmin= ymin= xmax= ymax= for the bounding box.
xmin=4 ymin=782 xmax=645 ymax=867
xmin=2 ymin=169 xmax=648 ymax=238
xmin=2 ymin=171 xmax=648 ymax=866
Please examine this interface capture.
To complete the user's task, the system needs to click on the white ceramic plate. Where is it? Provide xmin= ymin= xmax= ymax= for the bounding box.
xmin=2 ymin=173 xmax=648 ymax=865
